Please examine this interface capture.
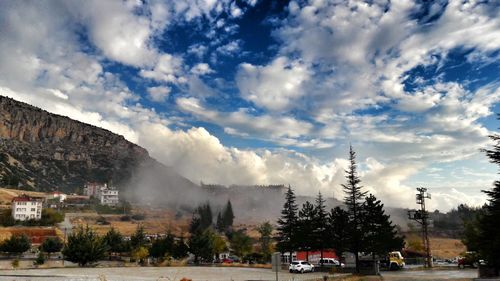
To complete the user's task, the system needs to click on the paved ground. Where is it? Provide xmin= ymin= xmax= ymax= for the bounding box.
xmin=0 ymin=267 xmax=337 ymax=281
xmin=381 ymin=268 xmax=477 ymax=280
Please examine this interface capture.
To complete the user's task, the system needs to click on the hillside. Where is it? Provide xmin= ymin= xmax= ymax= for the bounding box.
xmin=0 ymin=95 xmax=196 ymax=194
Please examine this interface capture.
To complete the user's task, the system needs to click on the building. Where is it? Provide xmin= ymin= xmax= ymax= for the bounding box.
xmin=97 ymin=187 xmax=119 ymax=205
xmin=11 ymin=194 xmax=43 ymax=221
xmin=84 ymin=182 xmax=105 ymax=197
xmin=46 ymin=191 xmax=67 ymax=203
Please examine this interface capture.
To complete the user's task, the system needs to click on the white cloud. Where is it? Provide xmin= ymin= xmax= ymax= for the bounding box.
xmin=190 ymin=63 xmax=214 ymax=75
xmin=147 ymin=86 xmax=171 ymax=102
xmin=236 ymin=57 xmax=310 ymax=111
xmin=140 ymin=54 xmax=185 ymax=83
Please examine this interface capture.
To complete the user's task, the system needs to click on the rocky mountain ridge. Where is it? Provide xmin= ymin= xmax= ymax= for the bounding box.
xmin=0 ymin=95 xmax=176 ymax=192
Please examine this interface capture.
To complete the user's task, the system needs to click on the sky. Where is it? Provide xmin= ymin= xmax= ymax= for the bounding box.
xmin=0 ymin=0 xmax=499 ymax=211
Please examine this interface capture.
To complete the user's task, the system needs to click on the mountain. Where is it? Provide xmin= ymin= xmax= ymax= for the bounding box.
xmin=0 ymin=95 xmax=196 ymax=194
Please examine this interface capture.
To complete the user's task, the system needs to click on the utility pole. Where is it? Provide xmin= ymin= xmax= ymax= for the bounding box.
xmin=407 ymin=187 xmax=432 ymax=268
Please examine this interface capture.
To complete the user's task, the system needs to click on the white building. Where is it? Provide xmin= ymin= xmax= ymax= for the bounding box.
xmin=98 ymin=188 xmax=119 ymax=205
xmin=47 ymin=191 xmax=67 ymax=203
xmin=84 ymin=182 xmax=105 ymax=197
xmin=11 ymin=195 xmax=43 ymax=221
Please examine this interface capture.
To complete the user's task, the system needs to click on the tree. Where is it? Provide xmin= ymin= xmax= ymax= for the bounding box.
xmin=216 ymin=212 xmax=224 ymax=232
xmin=328 ymin=207 xmax=349 ymax=259
xmin=131 ymin=246 xmax=149 ymax=265
xmin=257 ymin=221 xmax=273 ymax=262
xmin=173 ymin=236 xmax=189 ymax=259
xmin=103 ymin=227 xmax=125 ymax=254
xmin=276 ymin=186 xmax=299 ymax=256
xmin=150 ymin=233 xmax=175 ymax=261
xmin=130 ymin=225 xmax=147 ymax=250
xmin=189 ymin=229 xmax=215 ymax=263
xmin=477 ymin=127 xmax=500 ymax=274
xmin=41 ymin=237 xmax=63 ymax=258
xmin=40 ymin=208 xmax=64 ymax=225
xmin=297 ymin=201 xmax=316 ymax=259
xmin=212 ymin=234 xmax=228 ymax=261
xmin=0 ymin=234 xmax=31 ymax=256
xmin=342 ymin=145 xmax=367 ymax=273
xmin=362 ymin=194 xmax=404 ymax=259
xmin=230 ymin=229 xmax=252 ymax=259
xmin=62 ymin=225 xmax=108 ymax=266
xmin=313 ymin=192 xmax=328 ymax=265
xmin=222 ymin=200 xmax=234 ymax=231
xmin=190 ymin=203 xmax=213 ymax=233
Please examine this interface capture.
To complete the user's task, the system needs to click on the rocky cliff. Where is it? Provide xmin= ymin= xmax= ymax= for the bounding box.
xmin=0 ymin=95 xmax=192 ymax=193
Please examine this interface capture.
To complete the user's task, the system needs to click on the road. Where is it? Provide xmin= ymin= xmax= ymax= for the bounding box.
xmin=381 ymin=268 xmax=477 ymax=280
xmin=0 ymin=267 xmax=340 ymax=281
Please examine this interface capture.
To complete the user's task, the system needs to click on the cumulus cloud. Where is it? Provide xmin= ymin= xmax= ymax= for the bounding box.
xmin=237 ymin=57 xmax=310 ymax=111
xmin=147 ymin=86 xmax=171 ymax=102
xmin=190 ymin=63 xmax=214 ymax=75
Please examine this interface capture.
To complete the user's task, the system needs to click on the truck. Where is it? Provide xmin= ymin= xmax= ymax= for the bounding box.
xmin=380 ymin=251 xmax=405 ymax=270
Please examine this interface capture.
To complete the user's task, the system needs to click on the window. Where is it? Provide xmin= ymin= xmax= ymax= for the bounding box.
xmin=31 ymin=208 xmax=36 ymax=211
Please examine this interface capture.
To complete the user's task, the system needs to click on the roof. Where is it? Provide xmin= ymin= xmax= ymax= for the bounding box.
xmin=12 ymin=194 xmax=44 ymax=202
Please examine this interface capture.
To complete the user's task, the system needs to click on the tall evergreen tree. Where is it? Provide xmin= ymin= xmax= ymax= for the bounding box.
xmin=297 ymin=201 xmax=316 ymax=260
xmin=328 ymin=207 xmax=349 ymax=259
xmin=62 ymin=225 xmax=107 ymax=266
xmin=362 ymin=194 xmax=404 ymax=259
xmin=478 ymin=127 xmax=500 ymax=274
xmin=216 ymin=212 xmax=224 ymax=232
xmin=276 ymin=186 xmax=299 ymax=256
xmin=257 ymin=221 xmax=273 ymax=262
xmin=222 ymin=200 xmax=234 ymax=231
xmin=313 ymin=191 xmax=329 ymax=265
xmin=342 ymin=145 xmax=367 ymax=273
xmin=103 ymin=227 xmax=125 ymax=254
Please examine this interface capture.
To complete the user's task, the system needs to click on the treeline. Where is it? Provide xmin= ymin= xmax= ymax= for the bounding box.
xmin=276 ymin=146 xmax=404 ymax=272
xmin=188 ymin=200 xmax=274 ymax=264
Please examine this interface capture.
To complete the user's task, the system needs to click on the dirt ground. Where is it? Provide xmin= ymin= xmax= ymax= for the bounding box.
xmin=429 ymin=237 xmax=466 ymax=259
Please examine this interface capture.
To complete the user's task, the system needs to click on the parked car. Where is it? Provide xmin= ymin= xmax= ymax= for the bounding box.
xmin=289 ymin=260 xmax=314 ymax=273
xmin=458 ymin=252 xmax=480 ymax=269
xmin=316 ymin=258 xmax=345 ymax=268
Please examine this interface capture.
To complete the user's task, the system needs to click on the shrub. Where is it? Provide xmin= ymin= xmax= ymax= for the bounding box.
xmin=96 ymin=216 xmax=110 ymax=225
xmin=131 ymin=214 xmax=145 ymax=221
xmin=120 ymin=215 xmax=131 ymax=221
xmin=35 ymin=252 xmax=45 ymax=265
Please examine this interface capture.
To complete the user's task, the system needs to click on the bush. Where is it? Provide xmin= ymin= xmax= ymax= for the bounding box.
xmin=41 ymin=237 xmax=63 ymax=257
xmin=0 ymin=209 xmax=16 ymax=227
xmin=11 ymin=258 xmax=19 ymax=268
xmin=0 ymin=234 xmax=31 ymax=256
xmin=96 ymin=216 xmax=110 ymax=225
xmin=62 ymin=225 xmax=108 ymax=266
xmin=131 ymin=214 xmax=145 ymax=221
xmin=120 ymin=215 xmax=131 ymax=221
xmin=35 ymin=252 xmax=45 ymax=265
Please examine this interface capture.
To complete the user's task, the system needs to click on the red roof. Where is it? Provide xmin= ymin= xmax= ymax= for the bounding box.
xmin=12 ymin=194 xmax=43 ymax=202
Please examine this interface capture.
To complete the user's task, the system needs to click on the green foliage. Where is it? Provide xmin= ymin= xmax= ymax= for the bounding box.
xmin=222 ymin=200 xmax=234 ymax=231
xmin=477 ymin=130 xmax=500 ymax=272
xmin=313 ymin=192 xmax=329 ymax=255
xmin=96 ymin=216 xmax=110 ymax=225
xmin=41 ymin=208 xmax=64 ymax=225
xmin=0 ymin=234 xmax=31 ymax=255
xmin=189 ymin=203 xmax=213 ymax=233
xmin=131 ymin=213 xmax=145 ymax=220
xmin=62 ymin=225 xmax=108 ymax=266
xmin=362 ymin=194 xmax=405 ymax=258
xmin=212 ymin=234 xmax=228 ymax=258
xmin=189 ymin=229 xmax=215 ymax=263
xmin=103 ymin=227 xmax=126 ymax=253
xmin=11 ymin=258 xmax=19 ymax=268
xmin=94 ymin=202 xmax=131 ymax=215
xmin=130 ymin=225 xmax=148 ymax=250
xmin=35 ymin=252 xmax=45 ymax=265
xmin=328 ymin=207 xmax=350 ymax=256
xmin=41 ymin=237 xmax=63 ymax=257
xmin=276 ymin=186 xmax=298 ymax=253
xmin=230 ymin=229 xmax=252 ymax=258
xmin=0 ymin=209 xmax=16 ymax=226
xmin=131 ymin=246 xmax=149 ymax=264
xmin=173 ymin=236 xmax=189 ymax=259
xmin=297 ymin=201 xmax=316 ymax=252
xmin=256 ymin=221 xmax=273 ymax=262
xmin=150 ymin=233 xmax=175 ymax=260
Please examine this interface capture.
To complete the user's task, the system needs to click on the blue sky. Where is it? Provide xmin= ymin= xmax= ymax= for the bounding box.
xmin=0 ymin=0 xmax=499 ymax=210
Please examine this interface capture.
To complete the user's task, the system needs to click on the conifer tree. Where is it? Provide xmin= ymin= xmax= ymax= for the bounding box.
xmin=222 ymin=200 xmax=234 ymax=230
xmin=328 ymin=207 xmax=349 ymax=259
xmin=363 ymin=194 xmax=404 ymax=259
xmin=342 ymin=145 xmax=367 ymax=273
xmin=276 ymin=186 xmax=298 ymax=255
xmin=297 ymin=201 xmax=316 ymax=260
xmin=478 ymin=127 xmax=500 ymax=274
xmin=62 ymin=225 xmax=107 ymax=266
xmin=313 ymin=191 xmax=328 ymax=265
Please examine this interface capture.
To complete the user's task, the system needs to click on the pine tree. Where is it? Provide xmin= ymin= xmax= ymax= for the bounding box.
xmin=130 ymin=225 xmax=147 ymax=250
xmin=363 ymin=194 xmax=404 ymax=259
xmin=222 ymin=200 xmax=234 ymax=231
xmin=342 ymin=145 xmax=367 ymax=273
xmin=313 ymin=191 xmax=328 ymax=265
xmin=103 ymin=227 xmax=125 ymax=254
xmin=41 ymin=237 xmax=63 ymax=258
xmin=216 ymin=212 xmax=224 ymax=232
xmin=328 ymin=207 xmax=349 ymax=259
xmin=478 ymin=128 xmax=500 ymax=274
xmin=297 ymin=201 xmax=316 ymax=260
xmin=276 ymin=186 xmax=299 ymax=255
xmin=62 ymin=225 xmax=108 ymax=266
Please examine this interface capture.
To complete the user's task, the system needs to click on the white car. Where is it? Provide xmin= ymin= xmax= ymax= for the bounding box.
xmin=317 ymin=258 xmax=345 ymax=268
xmin=289 ymin=260 xmax=314 ymax=273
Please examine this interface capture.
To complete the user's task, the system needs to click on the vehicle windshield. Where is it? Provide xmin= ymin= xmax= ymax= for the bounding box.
xmin=291 ymin=261 xmax=299 ymax=265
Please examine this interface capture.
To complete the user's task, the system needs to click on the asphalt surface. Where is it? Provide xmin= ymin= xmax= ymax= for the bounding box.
xmin=0 ymin=267 xmax=339 ymax=281
xmin=381 ymin=268 xmax=477 ymax=280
